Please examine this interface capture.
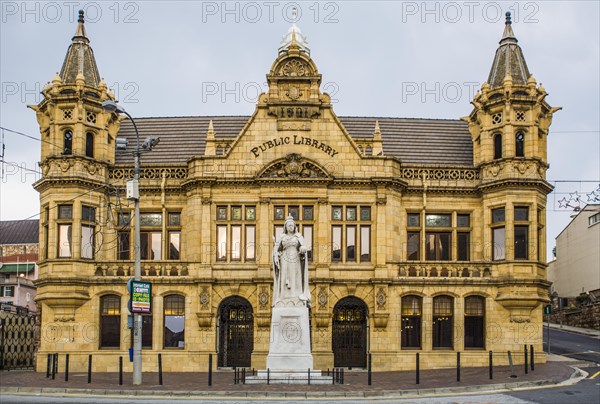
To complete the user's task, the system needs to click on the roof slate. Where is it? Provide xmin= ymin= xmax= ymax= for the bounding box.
xmin=115 ymin=116 xmax=473 ymax=167
xmin=0 ymin=220 xmax=39 ymax=245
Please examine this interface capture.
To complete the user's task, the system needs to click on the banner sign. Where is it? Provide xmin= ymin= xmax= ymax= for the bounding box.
xmin=130 ymin=280 xmax=152 ymax=314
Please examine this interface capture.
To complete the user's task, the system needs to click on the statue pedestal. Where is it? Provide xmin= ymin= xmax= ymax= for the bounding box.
xmin=266 ymin=306 xmax=313 ymax=370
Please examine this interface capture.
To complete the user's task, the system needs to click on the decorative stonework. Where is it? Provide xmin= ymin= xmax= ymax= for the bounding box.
xmin=376 ymin=287 xmax=387 ymax=310
xmin=258 ymin=153 xmax=329 ymax=179
xmin=400 ymin=168 xmax=480 ymax=181
xmin=94 ymin=263 xmax=189 ymax=277
xmin=108 ymin=167 xmax=188 ymax=180
xmin=281 ymin=59 xmax=307 ymax=77
xmin=258 ymin=286 xmax=270 ymax=310
xmin=199 ymin=287 xmax=210 ymax=310
xmin=398 ymin=263 xmax=492 ymax=278
xmin=317 ymin=286 xmax=328 ymax=309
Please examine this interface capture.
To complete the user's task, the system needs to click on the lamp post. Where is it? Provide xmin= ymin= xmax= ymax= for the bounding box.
xmin=102 ymin=100 xmax=159 ymax=385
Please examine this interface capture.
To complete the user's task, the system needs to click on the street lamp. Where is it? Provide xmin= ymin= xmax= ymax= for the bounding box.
xmin=102 ymin=100 xmax=159 ymax=385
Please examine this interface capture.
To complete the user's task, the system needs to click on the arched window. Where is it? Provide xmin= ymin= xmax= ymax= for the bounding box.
xmin=493 ymin=134 xmax=502 ymax=159
xmin=100 ymin=295 xmax=121 ymax=348
xmin=85 ymin=132 xmax=94 ymax=158
xmin=63 ymin=130 xmax=73 ymax=155
xmin=464 ymin=296 xmax=485 ymax=348
xmin=515 ymin=132 xmax=525 ymax=157
xmin=401 ymin=295 xmax=422 ymax=348
xmin=164 ymin=295 xmax=185 ymax=348
xmin=432 ymin=295 xmax=454 ymax=348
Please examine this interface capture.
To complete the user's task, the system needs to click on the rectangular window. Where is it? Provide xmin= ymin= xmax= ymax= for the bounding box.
xmin=493 ymin=227 xmax=506 ymax=260
xmin=288 ymin=206 xmax=299 ymax=220
xmin=231 ymin=225 xmax=241 ymax=260
xmin=457 ymin=233 xmax=470 ymax=261
xmin=100 ymin=296 xmax=121 ymax=348
xmin=168 ymin=212 xmax=181 ymax=226
xmin=433 ymin=296 xmax=454 ymax=349
xmin=590 ymin=212 xmax=600 ymax=226
xmin=332 ymin=226 xmax=342 ymax=261
xmin=303 ymin=206 xmax=314 ymax=220
xmin=246 ymin=226 xmax=256 ymax=261
xmin=303 ymin=225 xmax=313 ymax=261
xmin=5 ymin=286 xmax=15 ymax=297
xmin=81 ymin=225 xmax=95 ymax=259
xmin=464 ymin=297 xmax=485 ymax=348
xmin=426 ymin=214 xmax=451 ymax=228
xmin=139 ymin=213 xmax=162 ymax=227
xmin=407 ymin=232 xmax=420 ymax=260
xmin=514 ymin=207 xmax=529 ymax=221
xmin=142 ymin=315 xmax=153 ymax=349
xmin=492 ymin=208 xmax=505 ymax=224
xmin=118 ymin=232 xmax=130 ymax=260
xmin=217 ymin=225 xmax=227 ymax=261
xmin=140 ymin=232 xmax=162 ymax=260
xmin=274 ymin=206 xmax=285 ymax=220
xmin=401 ymin=296 xmax=422 ymax=348
xmin=346 ymin=226 xmax=356 ymax=261
xmin=346 ymin=207 xmax=357 ymax=221
xmin=407 ymin=213 xmax=420 ymax=227
xmin=514 ymin=225 xmax=529 ymax=259
xmin=0 ymin=286 xmax=4 ymax=297
xmin=360 ymin=226 xmax=371 ymax=261
xmin=426 ymin=233 xmax=451 ymax=260
xmin=457 ymin=214 xmax=470 ymax=228
xmin=169 ymin=232 xmax=180 ymax=260
xmin=58 ymin=205 xmax=72 ymax=219
xmin=82 ymin=206 xmax=96 ymax=222
xmin=58 ymin=224 xmax=72 ymax=257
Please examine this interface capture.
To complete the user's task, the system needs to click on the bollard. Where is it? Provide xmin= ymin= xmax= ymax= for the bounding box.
xmin=457 ymin=352 xmax=461 ymax=382
xmin=208 ymin=353 xmax=213 ymax=386
xmin=530 ymin=345 xmax=535 ymax=371
xmin=158 ymin=353 xmax=163 ymax=385
xmin=489 ymin=351 xmax=493 ymax=379
xmin=308 ymin=368 xmax=311 ymax=385
xmin=341 ymin=368 xmax=344 ymax=384
xmin=234 ymin=367 xmax=237 ymax=385
xmin=416 ymin=352 xmax=420 ymax=385
xmin=242 ymin=367 xmax=246 ymax=384
xmin=368 ymin=353 xmax=372 ymax=386
xmin=508 ymin=351 xmax=517 ymax=378
xmin=119 ymin=356 xmax=123 ymax=386
xmin=524 ymin=345 xmax=528 ymax=374
xmin=54 ymin=353 xmax=59 ymax=375
xmin=88 ymin=355 xmax=92 ymax=384
xmin=65 ymin=354 xmax=69 ymax=382
xmin=267 ymin=368 xmax=270 ymax=385
xmin=46 ymin=354 xmax=51 ymax=378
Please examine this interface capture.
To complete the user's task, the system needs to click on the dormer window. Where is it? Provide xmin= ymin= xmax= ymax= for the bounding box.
xmin=493 ymin=134 xmax=502 ymax=159
xmin=63 ymin=130 xmax=73 ymax=155
xmin=515 ymin=132 xmax=525 ymax=157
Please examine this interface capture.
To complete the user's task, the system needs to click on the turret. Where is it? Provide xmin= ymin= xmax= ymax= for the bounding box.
xmin=29 ymin=10 xmax=120 ymax=166
xmin=464 ymin=12 xmax=560 ymax=170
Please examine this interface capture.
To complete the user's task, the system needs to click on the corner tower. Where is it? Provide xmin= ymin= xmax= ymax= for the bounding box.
xmin=464 ymin=13 xmax=560 ymax=324
xmin=30 ymin=12 xmax=120 ymax=368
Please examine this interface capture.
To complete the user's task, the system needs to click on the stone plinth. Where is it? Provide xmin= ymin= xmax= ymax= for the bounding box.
xmin=266 ymin=306 xmax=313 ymax=370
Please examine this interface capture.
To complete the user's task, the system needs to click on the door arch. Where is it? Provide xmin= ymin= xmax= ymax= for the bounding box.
xmin=332 ymin=296 xmax=368 ymax=368
xmin=217 ymin=296 xmax=254 ymax=367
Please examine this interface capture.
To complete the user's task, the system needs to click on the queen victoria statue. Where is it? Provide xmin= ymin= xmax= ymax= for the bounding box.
xmin=265 ymin=214 xmax=314 ymax=371
xmin=272 ymin=215 xmax=311 ymax=307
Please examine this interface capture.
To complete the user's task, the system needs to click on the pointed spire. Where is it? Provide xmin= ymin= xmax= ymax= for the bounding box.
xmin=72 ymin=9 xmax=89 ymax=44
xmin=59 ymin=10 xmax=100 ymax=86
xmin=373 ymin=120 xmax=382 ymax=140
xmin=372 ymin=120 xmax=384 ymax=156
xmin=500 ymin=11 xmax=517 ymax=44
xmin=487 ymin=11 xmax=530 ymax=88
xmin=207 ymin=120 xmax=215 ymax=139
xmin=204 ymin=120 xmax=216 ymax=156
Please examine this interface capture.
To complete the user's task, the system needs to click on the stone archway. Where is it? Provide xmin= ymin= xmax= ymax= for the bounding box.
xmin=217 ymin=296 xmax=254 ymax=368
xmin=332 ymin=296 xmax=368 ymax=368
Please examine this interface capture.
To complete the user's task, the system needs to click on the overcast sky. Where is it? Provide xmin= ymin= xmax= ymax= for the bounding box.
xmin=1 ymin=1 xmax=598 ymax=258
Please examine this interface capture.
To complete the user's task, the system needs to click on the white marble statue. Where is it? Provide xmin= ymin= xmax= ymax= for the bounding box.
xmin=272 ymin=215 xmax=310 ymax=307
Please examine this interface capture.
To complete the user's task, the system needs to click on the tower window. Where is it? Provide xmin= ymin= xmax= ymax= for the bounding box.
xmin=86 ymin=132 xmax=94 ymax=158
xmin=493 ymin=134 xmax=502 ymax=159
xmin=515 ymin=132 xmax=525 ymax=157
xmin=63 ymin=130 xmax=73 ymax=155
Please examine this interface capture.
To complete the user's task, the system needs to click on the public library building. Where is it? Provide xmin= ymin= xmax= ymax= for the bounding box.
xmin=31 ymin=11 xmax=559 ymax=372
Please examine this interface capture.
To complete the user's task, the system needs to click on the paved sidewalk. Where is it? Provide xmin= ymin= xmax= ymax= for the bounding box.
xmin=548 ymin=322 xmax=600 ymax=337
xmin=0 ymin=361 xmax=584 ymax=398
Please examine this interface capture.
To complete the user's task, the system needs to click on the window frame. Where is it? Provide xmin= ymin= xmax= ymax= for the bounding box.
xmin=100 ymin=295 xmax=121 ymax=349
xmin=464 ymin=295 xmax=485 ymax=349
xmin=401 ymin=295 xmax=422 ymax=349
xmin=163 ymin=294 xmax=185 ymax=349
xmin=330 ymin=205 xmax=371 ymax=263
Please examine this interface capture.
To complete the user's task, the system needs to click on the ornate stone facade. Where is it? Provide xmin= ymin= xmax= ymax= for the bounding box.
xmin=31 ymin=12 xmax=558 ymax=373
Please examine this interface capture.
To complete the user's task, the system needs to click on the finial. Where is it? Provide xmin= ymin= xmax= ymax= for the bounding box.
xmin=78 ymin=9 xmax=85 ymax=23
xmin=291 ymin=6 xmax=298 ymax=24
xmin=505 ymin=11 xmax=511 ymax=25
xmin=373 ymin=120 xmax=382 ymax=140
xmin=206 ymin=119 xmax=215 ymax=139
xmin=72 ymin=9 xmax=89 ymax=43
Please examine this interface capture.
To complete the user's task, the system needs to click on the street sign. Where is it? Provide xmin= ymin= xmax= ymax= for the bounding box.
xmin=130 ymin=280 xmax=152 ymax=314
xmin=543 ymin=304 xmax=552 ymax=315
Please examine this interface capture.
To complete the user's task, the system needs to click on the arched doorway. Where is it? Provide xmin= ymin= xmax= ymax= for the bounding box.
xmin=217 ymin=296 xmax=254 ymax=367
xmin=332 ymin=297 xmax=368 ymax=368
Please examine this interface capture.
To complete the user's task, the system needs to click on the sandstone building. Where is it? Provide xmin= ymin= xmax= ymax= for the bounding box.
xmin=30 ymin=11 xmax=559 ymax=372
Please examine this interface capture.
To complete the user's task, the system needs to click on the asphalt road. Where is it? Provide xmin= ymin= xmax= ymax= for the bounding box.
xmin=543 ymin=326 xmax=600 ymax=364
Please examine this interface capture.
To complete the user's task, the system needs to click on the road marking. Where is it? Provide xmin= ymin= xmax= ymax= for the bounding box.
xmin=590 ymin=370 xmax=600 ymax=379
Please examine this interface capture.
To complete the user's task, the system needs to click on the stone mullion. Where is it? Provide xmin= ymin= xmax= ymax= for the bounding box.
xmin=422 ymin=296 xmax=433 ymax=351
xmin=454 ymin=296 xmax=464 ymax=351
xmin=257 ymin=199 xmax=271 ymax=278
